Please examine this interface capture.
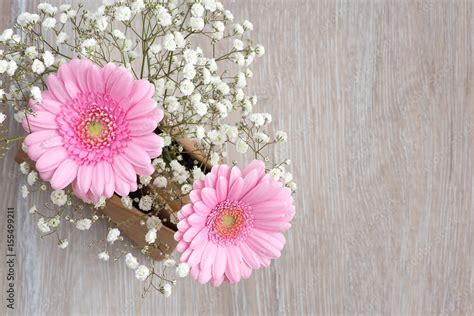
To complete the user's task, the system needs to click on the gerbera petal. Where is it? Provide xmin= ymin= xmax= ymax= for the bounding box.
xmin=229 ymin=166 xmax=242 ymax=188
xmin=198 ymin=266 xmax=213 ymax=284
xmin=126 ymin=99 xmax=157 ymax=120
xmin=225 ymin=246 xmax=242 ymax=284
xmin=24 ymin=130 xmax=58 ymax=147
xmin=239 ymin=243 xmax=261 ymax=269
xmin=103 ymin=162 xmax=115 ymax=198
xmin=187 ymin=213 xmax=206 ymax=226
xmin=107 ymin=69 xmax=133 ymax=102
xmin=131 ymin=133 xmax=163 ymax=158
xmin=77 ymin=164 xmax=93 ymax=194
xmin=90 ymin=162 xmax=105 ymax=198
xmin=240 ymin=169 xmax=259 ymax=197
xmin=253 ymin=220 xmax=291 ymax=232
xmin=36 ymin=147 xmax=68 ymax=172
xmin=40 ymin=93 xmax=62 ymax=114
xmin=47 ymin=74 xmax=71 ymax=104
xmin=27 ymin=142 xmax=55 ymax=161
xmin=180 ymin=248 xmax=192 ymax=263
xmin=242 ymin=159 xmax=265 ymax=179
xmin=187 ymin=240 xmax=207 ymax=267
xmin=190 ymin=227 xmax=208 ymax=249
xmin=86 ymin=63 xmax=106 ymax=93
xmin=128 ymin=118 xmax=158 ymax=136
xmin=112 ymin=155 xmax=136 ymax=182
xmin=24 ymin=111 xmax=58 ymax=131
xmin=201 ymin=187 xmax=217 ymax=209
xmin=227 ymin=177 xmax=244 ymax=201
xmin=200 ymin=242 xmax=217 ymax=271
xmin=212 ymin=246 xmax=227 ymax=279
xmin=50 ymin=158 xmax=79 ymax=190
xmin=240 ymin=262 xmax=253 ymax=279
xmin=194 ymin=201 xmax=210 ymax=217
xmin=183 ymin=226 xmax=202 ymax=243
xmin=129 ymin=80 xmax=155 ymax=105
xmin=211 ymin=275 xmax=225 ymax=287
xmin=122 ymin=143 xmax=153 ymax=170
xmin=177 ymin=240 xmax=189 ymax=252
xmin=241 ymin=181 xmax=281 ymax=205
xmin=215 ymin=176 xmax=228 ymax=202
xmin=113 ymin=173 xmax=132 ymax=196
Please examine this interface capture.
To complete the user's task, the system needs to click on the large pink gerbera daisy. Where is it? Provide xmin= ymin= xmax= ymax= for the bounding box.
xmin=23 ymin=59 xmax=163 ymax=202
xmin=175 ymin=160 xmax=295 ymax=286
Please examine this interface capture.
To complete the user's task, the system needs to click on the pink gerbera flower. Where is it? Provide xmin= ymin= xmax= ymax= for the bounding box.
xmin=175 ymin=160 xmax=295 ymax=286
xmin=23 ymin=59 xmax=163 ymax=202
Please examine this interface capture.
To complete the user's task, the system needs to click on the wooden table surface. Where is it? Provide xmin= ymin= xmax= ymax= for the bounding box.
xmin=1 ymin=0 xmax=473 ymax=315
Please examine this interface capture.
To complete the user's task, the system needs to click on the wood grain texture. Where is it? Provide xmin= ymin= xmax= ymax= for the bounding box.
xmin=1 ymin=0 xmax=473 ymax=315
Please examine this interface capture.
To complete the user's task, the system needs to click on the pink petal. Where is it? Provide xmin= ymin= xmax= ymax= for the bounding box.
xmin=227 ymin=177 xmax=244 ymax=201
xmin=113 ymin=173 xmax=132 ymax=196
xmin=241 ymin=181 xmax=280 ymax=205
xmin=180 ymin=248 xmax=192 ymax=263
xmin=225 ymin=246 xmax=242 ymax=284
xmin=24 ymin=130 xmax=58 ymax=146
xmin=36 ymin=147 xmax=68 ymax=172
xmin=77 ymin=164 xmax=93 ymax=195
xmin=239 ymin=243 xmax=261 ymax=269
xmin=126 ymin=99 xmax=157 ymax=120
xmin=240 ymin=262 xmax=253 ymax=279
xmin=40 ymin=95 xmax=62 ymax=115
xmin=129 ymin=80 xmax=155 ymax=106
xmin=183 ymin=226 xmax=202 ymax=243
xmin=107 ymin=68 xmax=133 ymax=101
xmin=217 ymin=165 xmax=231 ymax=181
xmin=229 ymin=166 xmax=242 ymax=188
xmin=47 ymin=74 xmax=71 ymax=104
xmin=194 ymin=201 xmax=210 ymax=217
xmin=86 ymin=63 xmax=106 ymax=93
xmin=103 ymin=162 xmax=115 ymax=198
xmin=201 ymin=187 xmax=217 ymax=209
xmin=212 ymin=246 xmax=227 ymax=279
xmin=253 ymin=220 xmax=291 ymax=232
xmin=131 ymin=133 xmax=163 ymax=158
xmin=198 ymin=266 xmax=212 ymax=284
xmin=211 ymin=275 xmax=225 ymax=287
xmin=242 ymin=160 xmax=265 ymax=179
xmin=200 ymin=242 xmax=217 ymax=271
xmin=215 ymin=176 xmax=228 ymax=202
xmin=190 ymin=227 xmax=208 ymax=249
xmin=50 ymin=158 xmax=79 ymax=190
xmin=122 ymin=143 xmax=153 ymax=171
xmin=112 ymin=155 xmax=136 ymax=182
xmin=187 ymin=240 xmax=207 ymax=267
xmin=101 ymin=63 xmax=118 ymax=83
xmin=128 ymin=118 xmax=158 ymax=136
xmin=90 ymin=162 xmax=105 ymax=198
xmin=240 ymin=169 xmax=259 ymax=197
xmin=27 ymin=142 xmax=54 ymax=161
xmin=187 ymin=213 xmax=206 ymax=226
xmin=177 ymin=240 xmax=189 ymax=252
xmin=24 ymin=111 xmax=58 ymax=131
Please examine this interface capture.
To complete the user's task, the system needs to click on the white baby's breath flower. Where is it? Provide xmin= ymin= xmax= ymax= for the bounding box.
xmin=98 ymin=251 xmax=110 ymax=261
xmin=139 ymin=175 xmax=152 ymax=186
xmin=288 ymin=182 xmax=297 ymax=191
xmin=58 ymin=239 xmax=69 ymax=249
xmin=135 ymin=265 xmax=150 ymax=281
xmin=21 ymin=185 xmax=29 ymax=198
xmin=125 ymin=253 xmax=139 ymax=269
xmin=7 ymin=61 xmax=17 ymax=76
xmin=14 ymin=111 xmax=26 ymax=123
xmin=75 ymin=218 xmax=92 ymax=231
xmin=51 ymin=190 xmax=67 ymax=206
xmin=189 ymin=17 xmax=204 ymax=31
xmin=146 ymin=216 xmax=163 ymax=230
xmin=56 ymin=32 xmax=68 ymax=45
xmin=42 ymin=17 xmax=57 ymax=29
xmin=139 ymin=195 xmax=153 ymax=211
xmin=163 ymin=258 xmax=176 ymax=267
xmin=94 ymin=196 xmax=106 ymax=209
xmin=19 ymin=162 xmax=30 ymax=175
xmin=107 ymin=228 xmax=121 ymax=243
xmin=163 ymin=33 xmax=177 ymax=51
xmin=176 ymin=263 xmax=190 ymax=278
xmin=145 ymin=228 xmax=157 ymax=244
xmin=157 ymin=7 xmax=172 ymax=26
xmin=243 ymin=20 xmax=254 ymax=31
xmin=255 ymin=44 xmax=265 ymax=57
xmin=181 ymin=184 xmax=192 ymax=194
xmin=153 ymin=176 xmax=168 ymax=188
xmin=25 ymin=46 xmax=38 ymax=59
xmin=0 ymin=60 xmax=8 ymax=74
xmin=43 ymin=52 xmax=54 ymax=68
xmin=27 ymin=171 xmax=38 ymax=186
xmin=191 ymin=3 xmax=205 ymax=17
xmin=236 ymin=138 xmax=249 ymax=153
xmin=121 ymin=196 xmax=133 ymax=209
xmin=0 ymin=29 xmax=13 ymax=42
xmin=59 ymin=13 xmax=68 ymax=24
xmin=31 ymin=86 xmax=42 ymax=102
xmin=193 ymin=102 xmax=208 ymax=116
xmin=202 ymin=0 xmax=217 ymax=12
xmin=233 ymin=39 xmax=244 ymax=51
xmin=192 ymin=166 xmax=206 ymax=181
xmin=38 ymin=3 xmax=58 ymax=15
xmin=162 ymin=283 xmax=172 ymax=297
xmin=174 ymin=32 xmax=186 ymax=48
xmin=255 ymin=132 xmax=270 ymax=144
xmin=275 ymin=131 xmax=288 ymax=143
xmin=233 ymin=23 xmax=244 ymax=35
xmin=32 ymin=59 xmax=45 ymax=74
xmin=180 ymin=79 xmax=195 ymax=96
xmin=81 ymin=38 xmax=97 ymax=49
xmin=37 ymin=218 xmax=51 ymax=233
xmin=115 ymin=6 xmax=132 ymax=21
xmin=17 ymin=13 xmax=40 ymax=27
xmin=29 ymin=205 xmax=38 ymax=214
xmin=131 ymin=0 xmax=145 ymax=13
xmin=49 ymin=217 xmax=60 ymax=227
xmin=112 ymin=29 xmax=126 ymax=39
xmin=269 ymin=168 xmax=282 ymax=180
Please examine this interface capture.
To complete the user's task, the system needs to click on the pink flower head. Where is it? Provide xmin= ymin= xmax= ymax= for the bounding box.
xmin=23 ymin=59 xmax=163 ymax=202
xmin=175 ymin=160 xmax=295 ymax=286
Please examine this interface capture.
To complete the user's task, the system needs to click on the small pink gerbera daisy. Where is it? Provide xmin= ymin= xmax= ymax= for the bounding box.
xmin=23 ymin=59 xmax=163 ymax=202
xmin=175 ymin=160 xmax=295 ymax=286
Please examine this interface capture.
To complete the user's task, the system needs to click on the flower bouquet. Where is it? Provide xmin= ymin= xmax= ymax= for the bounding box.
xmin=0 ymin=0 xmax=296 ymax=296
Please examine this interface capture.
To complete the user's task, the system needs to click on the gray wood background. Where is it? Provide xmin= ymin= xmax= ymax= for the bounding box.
xmin=1 ymin=0 xmax=473 ymax=315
